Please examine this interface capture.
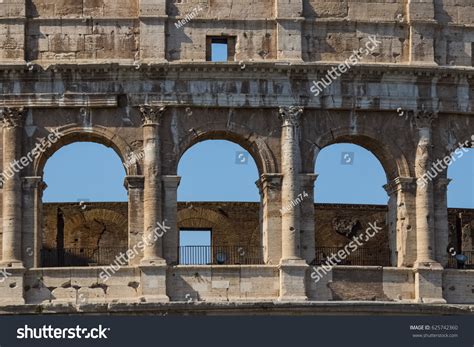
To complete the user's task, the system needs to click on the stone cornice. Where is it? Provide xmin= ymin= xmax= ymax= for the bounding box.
xmin=0 ymin=94 xmax=118 ymax=108
xmin=0 ymin=62 xmax=474 ymax=80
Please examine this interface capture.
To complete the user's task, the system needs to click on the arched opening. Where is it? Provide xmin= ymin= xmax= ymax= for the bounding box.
xmin=177 ymin=140 xmax=263 ymax=265
xmin=40 ymin=142 xmax=128 ymax=267
xmin=447 ymin=146 xmax=474 ymax=269
xmin=313 ymin=143 xmax=390 ymax=267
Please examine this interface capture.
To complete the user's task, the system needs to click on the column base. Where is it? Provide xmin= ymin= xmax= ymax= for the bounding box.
xmin=0 ymin=260 xmax=24 ymax=268
xmin=278 ymin=258 xmax=308 ymax=302
xmin=0 ymin=266 xmax=26 ymax=305
xmin=139 ymin=262 xmax=169 ymax=303
xmin=140 ymin=258 xmax=167 ymax=266
xmin=414 ymin=263 xmax=446 ymax=304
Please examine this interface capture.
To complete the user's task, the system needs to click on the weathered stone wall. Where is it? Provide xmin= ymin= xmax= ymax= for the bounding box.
xmin=26 ymin=0 xmax=140 ymax=61
xmin=42 ymin=201 xmax=473 ymax=264
xmin=0 ymin=0 xmax=472 ymax=64
xmin=307 ymin=266 xmax=416 ymax=301
xmin=167 ymin=265 xmax=279 ymax=302
xmin=42 ymin=202 xmax=392 ymax=257
xmin=443 ymin=269 xmax=474 ymax=304
xmin=43 ymin=203 xmax=128 ymax=250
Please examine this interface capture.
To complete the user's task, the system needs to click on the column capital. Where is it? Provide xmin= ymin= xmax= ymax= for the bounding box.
xmin=256 ymin=173 xmax=283 ymax=191
xmin=383 ymin=176 xmax=417 ymax=195
xmin=139 ymin=105 xmax=166 ymax=126
xmin=411 ymin=106 xmax=438 ymax=129
xmin=299 ymin=173 xmax=318 ymax=186
xmin=22 ymin=176 xmax=43 ymax=190
xmin=162 ymin=175 xmax=181 ymax=188
xmin=279 ymin=106 xmax=303 ymax=127
xmin=0 ymin=107 xmax=26 ymax=128
xmin=124 ymin=175 xmax=145 ymax=190
xmin=434 ymin=177 xmax=452 ymax=191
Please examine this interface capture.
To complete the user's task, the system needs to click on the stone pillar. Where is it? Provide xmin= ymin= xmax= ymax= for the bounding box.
xmin=256 ymin=173 xmax=283 ymax=264
xmin=1 ymin=107 xmax=25 ymax=267
xmin=22 ymin=177 xmax=44 ymax=269
xmin=434 ymin=178 xmax=451 ymax=267
xmin=275 ymin=0 xmax=303 ymax=61
xmin=300 ymin=173 xmax=317 ymax=264
xmin=138 ymin=106 xmax=168 ymax=302
xmin=278 ymin=106 xmax=307 ymax=301
xmin=407 ymin=0 xmax=436 ymax=65
xmin=414 ymin=109 xmax=438 ymax=266
xmin=383 ymin=177 xmax=417 ymax=267
xmin=280 ymin=106 xmax=303 ymax=260
xmin=139 ymin=0 xmax=167 ymax=62
xmin=139 ymin=105 xmax=165 ymax=265
xmin=124 ymin=175 xmax=144 ymax=266
xmin=413 ymin=109 xmax=445 ymax=303
xmin=162 ymin=175 xmax=181 ymax=265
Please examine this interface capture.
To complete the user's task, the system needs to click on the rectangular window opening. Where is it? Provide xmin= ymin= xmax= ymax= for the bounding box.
xmin=206 ymin=36 xmax=236 ymax=62
xmin=179 ymin=229 xmax=212 ymax=265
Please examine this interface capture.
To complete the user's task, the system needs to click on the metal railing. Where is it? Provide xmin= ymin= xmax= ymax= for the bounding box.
xmin=312 ymin=246 xmax=391 ymax=267
xmin=41 ymin=247 xmax=128 ymax=267
xmin=447 ymin=251 xmax=474 ymax=269
xmin=178 ymin=246 xmax=264 ymax=265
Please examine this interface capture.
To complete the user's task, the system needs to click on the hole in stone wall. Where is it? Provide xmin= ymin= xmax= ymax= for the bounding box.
xmin=206 ymin=36 xmax=236 ymax=62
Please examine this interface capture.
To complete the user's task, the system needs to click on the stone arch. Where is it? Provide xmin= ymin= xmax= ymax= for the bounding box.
xmin=312 ymin=126 xmax=411 ymax=182
xmin=176 ymin=124 xmax=277 ymax=176
xmin=65 ymin=208 xmax=128 ymax=248
xmin=34 ymin=124 xmax=140 ymax=177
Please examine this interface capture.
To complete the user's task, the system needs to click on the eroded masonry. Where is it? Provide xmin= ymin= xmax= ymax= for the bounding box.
xmin=0 ymin=0 xmax=473 ymax=313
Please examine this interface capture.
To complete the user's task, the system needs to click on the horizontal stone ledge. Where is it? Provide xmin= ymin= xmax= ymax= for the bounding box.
xmin=0 ymin=301 xmax=473 ymax=316
xmin=0 ymin=61 xmax=473 ymax=77
xmin=0 ymin=94 xmax=118 ymax=108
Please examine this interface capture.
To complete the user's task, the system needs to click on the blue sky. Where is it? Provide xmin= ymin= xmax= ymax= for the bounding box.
xmin=42 ymin=140 xmax=473 ymax=208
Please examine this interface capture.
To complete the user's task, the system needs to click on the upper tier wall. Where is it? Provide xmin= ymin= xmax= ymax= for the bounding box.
xmin=0 ymin=0 xmax=472 ymax=65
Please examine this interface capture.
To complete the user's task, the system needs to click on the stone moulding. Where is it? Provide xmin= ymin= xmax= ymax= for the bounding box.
xmin=0 ymin=94 xmax=118 ymax=108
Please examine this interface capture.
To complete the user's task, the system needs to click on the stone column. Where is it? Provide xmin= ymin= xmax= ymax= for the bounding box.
xmin=139 ymin=105 xmax=165 ymax=264
xmin=414 ymin=109 xmax=438 ymax=266
xmin=278 ymin=106 xmax=307 ymax=301
xmin=124 ymin=175 xmax=144 ymax=266
xmin=280 ymin=106 xmax=303 ymax=260
xmin=138 ymin=105 xmax=168 ymax=302
xmin=22 ymin=177 xmax=44 ymax=269
xmin=162 ymin=175 xmax=181 ymax=265
xmin=1 ymin=107 xmax=25 ymax=267
xmin=383 ymin=177 xmax=417 ymax=267
xmin=413 ymin=108 xmax=445 ymax=303
xmin=434 ymin=178 xmax=451 ymax=267
xmin=256 ymin=173 xmax=283 ymax=264
xmin=300 ymin=173 xmax=317 ymax=264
